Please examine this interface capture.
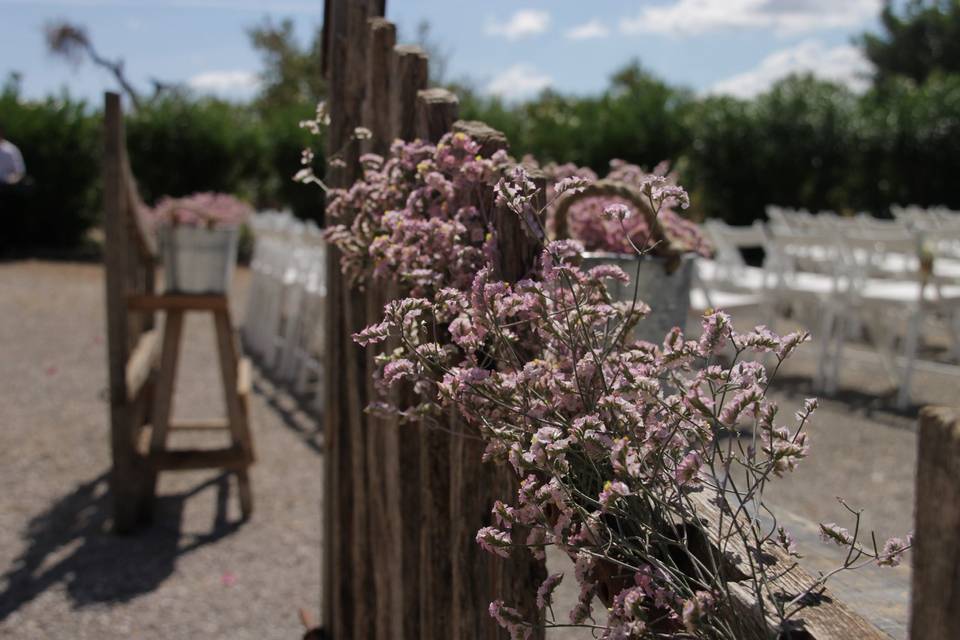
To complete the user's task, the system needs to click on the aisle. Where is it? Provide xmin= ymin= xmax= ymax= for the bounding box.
xmin=0 ymin=261 xmax=323 ymax=640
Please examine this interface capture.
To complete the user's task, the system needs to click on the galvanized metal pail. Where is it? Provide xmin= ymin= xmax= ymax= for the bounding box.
xmin=581 ymin=252 xmax=694 ymax=344
xmin=160 ymin=226 xmax=239 ymax=294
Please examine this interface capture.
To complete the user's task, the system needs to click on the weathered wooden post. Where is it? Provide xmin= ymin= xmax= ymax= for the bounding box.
xmin=911 ymin=406 xmax=960 ymax=640
xmin=322 ymin=1 xmax=384 ymax=638
xmin=415 ymin=87 xmax=460 ymax=640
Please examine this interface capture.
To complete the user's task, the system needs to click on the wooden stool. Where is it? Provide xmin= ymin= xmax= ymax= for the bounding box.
xmin=102 ymin=91 xmax=254 ymax=532
xmin=128 ymin=294 xmax=255 ymax=519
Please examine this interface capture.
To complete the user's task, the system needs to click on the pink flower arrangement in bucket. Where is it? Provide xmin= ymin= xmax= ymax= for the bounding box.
xmin=147 ymin=192 xmax=253 ymax=294
xmin=149 ymin=192 xmax=253 ymax=229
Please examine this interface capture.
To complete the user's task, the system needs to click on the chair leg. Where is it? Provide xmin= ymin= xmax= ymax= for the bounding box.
xmin=814 ymin=304 xmax=836 ymax=393
xmin=897 ymin=309 xmax=922 ymax=410
xmin=827 ymin=314 xmax=846 ymax=395
xmin=236 ymin=468 xmax=253 ymax=520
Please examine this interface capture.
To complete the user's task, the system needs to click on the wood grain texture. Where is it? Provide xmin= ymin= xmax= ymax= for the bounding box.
xmin=322 ymin=1 xmax=385 ymax=638
xmin=390 ymin=45 xmax=428 ymax=141
xmin=415 ymin=88 xmax=460 ymax=640
xmin=361 ymin=18 xmax=400 ymax=640
xmin=362 ymin=17 xmax=396 ymax=158
xmin=103 ymin=92 xmax=156 ymax=532
xmin=416 ymin=88 xmax=459 ymax=143
xmin=125 ymin=328 xmax=160 ymax=403
xmin=910 ymin=406 xmax=960 ymax=640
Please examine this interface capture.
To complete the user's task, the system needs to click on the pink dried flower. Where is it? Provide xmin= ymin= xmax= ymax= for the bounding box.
xmin=148 ymin=192 xmax=252 ymax=228
xmin=877 ymin=536 xmax=910 ymax=567
xmin=536 ymin=573 xmax=564 ymax=611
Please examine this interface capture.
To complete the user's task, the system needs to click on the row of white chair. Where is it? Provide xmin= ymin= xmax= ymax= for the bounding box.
xmin=698 ymin=207 xmax=960 ymax=408
xmin=242 ymin=211 xmax=327 ymax=413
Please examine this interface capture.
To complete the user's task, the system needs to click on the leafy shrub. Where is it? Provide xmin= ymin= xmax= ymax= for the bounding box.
xmin=0 ymin=81 xmax=100 ymax=252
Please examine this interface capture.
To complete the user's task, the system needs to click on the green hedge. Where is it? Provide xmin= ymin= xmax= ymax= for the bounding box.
xmin=462 ymin=71 xmax=960 ymax=226
xmin=3 ymin=68 xmax=959 ymax=253
xmin=1 ymin=86 xmax=100 ymax=251
xmin=1 ymin=84 xmax=323 ymax=254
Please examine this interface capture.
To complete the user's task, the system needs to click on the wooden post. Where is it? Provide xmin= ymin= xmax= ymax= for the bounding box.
xmin=415 ymin=87 xmax=460 ymax=640
xmin=390 ymin=45 xmax=428 ymax=140
xmin=362 ymin=16 xmax=400 ymax=640
xmin=368 ymin=39 xmax=432 ymax=640
xmin=444 ymin=120 xmax=547 ymax=640
xmin=322 ymin=1 xmax=385 ymax=638
xmin=362 ymin=18 xmax=396 ymax=157
xmin=104 ymin=91 xmax=156 ymax=533
xmin=911 ymin=406 xmax=960 ymax=640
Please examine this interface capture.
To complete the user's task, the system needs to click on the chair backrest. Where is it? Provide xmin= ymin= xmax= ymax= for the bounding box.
xmin=704 ymin=219 xmax=765 ymax=269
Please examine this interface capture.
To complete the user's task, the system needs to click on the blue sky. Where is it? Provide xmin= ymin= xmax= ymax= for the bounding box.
xmin=1 ymin=1 xmax=886 ymax=105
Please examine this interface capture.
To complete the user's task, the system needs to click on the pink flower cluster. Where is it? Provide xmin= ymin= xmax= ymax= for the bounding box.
xmin=356 ymin=235 xmax=827 ymax=636
xmin=324 ymin=132 xmax=508 ymax=295
xmin=339 ymin=144 xmax=908 ymax=638
xmin=544 ymin=160 xmax=713 ymax=257
xmin=148 ymin=192 xmax=253 ymax=228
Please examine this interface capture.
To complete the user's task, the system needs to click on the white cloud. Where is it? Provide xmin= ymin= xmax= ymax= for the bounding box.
xmin=485 ymin=64 xmax=552 ymax=100
xmin=709 ymin=40 xmax=872 ymax=99
xmin=566 ymin=19 xmax=610 ymax=40
xmin=188 ymin=70 xmax=260 ymax=96
xmin=485 ymin=9 xmax=550 ymax=40
xmin=620 ymin=0 xmax=880 ymax=36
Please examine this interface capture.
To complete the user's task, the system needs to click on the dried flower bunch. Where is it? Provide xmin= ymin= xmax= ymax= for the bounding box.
xmin=148 ymin=192 xmax=253 ymax=229
xmin=299 ymin=106 xmax=909 ymax=638
xmin=321 ymin=132 xmax=508 ymax=295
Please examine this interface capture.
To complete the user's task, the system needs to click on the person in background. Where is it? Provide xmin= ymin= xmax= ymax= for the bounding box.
xmin=0 ymin=124 xmax=26 ymax=186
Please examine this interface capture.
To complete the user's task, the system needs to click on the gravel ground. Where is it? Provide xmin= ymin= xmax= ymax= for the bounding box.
xmin=0 ymin=261 xmax=936 ymax=639
xmin=0 ymin=261 xmax=322 ymax=639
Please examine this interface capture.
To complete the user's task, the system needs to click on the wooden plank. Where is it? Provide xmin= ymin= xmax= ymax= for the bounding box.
xmin=104 ymin=91 xmax=153 ymax=533
xmin=214 ymin=308 xmax=254 ymax=463
xmin=125 ymin=328 xmax=160 ymax=403
xmin=910 ymin=406 xmax=960 ymax=640
xmin=237 ymin=357 xmax=252 ymax=397
xmin=686 ymin=492 xmax=888 ymax=639
xmin=149 ymin=447 xmax=248 ymax=471
xmin=323 ymin=2 xmax=386 ymax=637
xmin=362 ymin=18 xmax=396 ymax=157
xmin=121 ymin=149 xmax=157 ymax=259
xmin=127 ymin=294 xmax=228 ymax=312
xmin=416 ymin=88 xmax=459 ymax=143
xmin=149 ymin=310 xmax=184 ymax=456
xmin=378 ymin=37 xmax=434 ymax=640
xmin=415 ymin=87 xmax=460 ymax=640
xmin=390 ymin=45 xmax=428 ymax=140
xmin=362 ymin=16 xmax=400 ymax=640
xmin=447 ymin=120 xmax=550 ymax=640
xmin=169 ymin=419 xmax=230 ymax=431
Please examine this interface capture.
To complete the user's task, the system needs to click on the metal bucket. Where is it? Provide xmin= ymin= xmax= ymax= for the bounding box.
xmin=160 ymin=226 xmax=239 ymax=294
xmin=582 ymin=252 xmax=694 ymax=343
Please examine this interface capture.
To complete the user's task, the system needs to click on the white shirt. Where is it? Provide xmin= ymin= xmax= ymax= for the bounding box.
xmin=0 ymin=140 xmax=25 ymax=183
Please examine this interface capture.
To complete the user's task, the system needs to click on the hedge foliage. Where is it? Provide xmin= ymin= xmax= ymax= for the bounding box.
xmin=460 ymin=69 xmax=960 ymax=226
xmin=1 ymin=81 xmax=322 ymax=253
xmin=3 ymin=65 xmax=959 ymax=250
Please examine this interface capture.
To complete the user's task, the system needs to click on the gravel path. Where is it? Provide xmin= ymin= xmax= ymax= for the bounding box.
xmin=0 ymin=261 xmax=322 ymax=639
xmin=0 ymin=261 xmax=931 ymax=638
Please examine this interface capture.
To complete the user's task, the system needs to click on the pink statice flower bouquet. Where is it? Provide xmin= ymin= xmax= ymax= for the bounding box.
xmin=148 ymin=192 xmax=253 ymax=294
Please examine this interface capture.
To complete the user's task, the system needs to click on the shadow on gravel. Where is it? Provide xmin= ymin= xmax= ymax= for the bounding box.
xmin=770 ymin=373 xmax=921 ymax=428
xmin=0 ymin=470 xmax=242 ymax=621
xmin=250 ymin=369 xmax=324 ymax=456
